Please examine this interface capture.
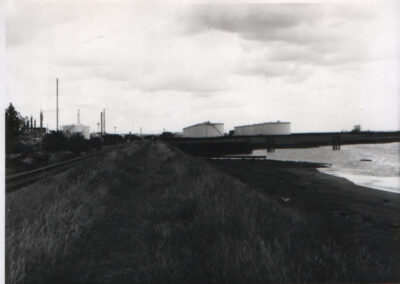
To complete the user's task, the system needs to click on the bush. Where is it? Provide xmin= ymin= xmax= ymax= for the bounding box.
xmin=14 ymin=142 xmax=36 ymax=157
xmin=103 ymin=134 xmax=124 ymax=146
xmin=90 ymin=137 xmax=103 ymax=150
xmin=67 ymin=134 xmax=90 ymax=154
xmin=42 ymin=132 xmax=68 ymax=152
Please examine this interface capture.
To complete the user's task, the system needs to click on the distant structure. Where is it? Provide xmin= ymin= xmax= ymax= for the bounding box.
xmin=40 ymin=110 xmax=43 ymax=128
xmin=234 ymin=121 xmax=291 ymax=136
xmin=23 ymin=111 xmax=46 ymax=138
xmin=100 ymin=109 xmax=106 ymax=135
xmin=352 ymin=125 xmax=361 ymax=132
xmin=63 ymin=124 xmax=90 ymax=139
xmin=62 ymin=109 xmax=90 ymax=139
xmin=183 ymin=121 xmax=224 ymax=138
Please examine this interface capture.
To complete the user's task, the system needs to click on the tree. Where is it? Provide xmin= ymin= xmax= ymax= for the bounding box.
xmin=5 ymin=103 xmax=26 ymax=153
xmin=5 ymin=103 xmax=25 ymax=138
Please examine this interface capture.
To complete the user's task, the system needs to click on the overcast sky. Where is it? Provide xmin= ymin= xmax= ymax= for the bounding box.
xmin=4 ymin=0 xmax=399 ymax=134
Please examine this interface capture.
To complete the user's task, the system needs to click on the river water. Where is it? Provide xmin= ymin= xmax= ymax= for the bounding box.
xmin=252 ymin=142 xmax=400 ymax=194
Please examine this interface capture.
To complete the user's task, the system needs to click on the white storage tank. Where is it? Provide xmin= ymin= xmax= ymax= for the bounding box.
xmin=183 ymin=121 xmax=224 ymax=138
xmin=62 ymin=124 xmax=91 ymax=139
xmin=234 ymin=121 xmax=290 ymax=136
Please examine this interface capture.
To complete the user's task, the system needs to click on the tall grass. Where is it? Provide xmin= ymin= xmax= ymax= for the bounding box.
xmin=6 ymin=151 xmax=114 ymax=284
xmin=6 ymin=141 xmax=392 ymax=284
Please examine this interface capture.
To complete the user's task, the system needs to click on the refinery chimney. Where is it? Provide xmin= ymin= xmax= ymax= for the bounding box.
xmin=56 ymin=78 xmax=59 ymax=131
xmin=40 ymin=111 xmax=43 ymax=128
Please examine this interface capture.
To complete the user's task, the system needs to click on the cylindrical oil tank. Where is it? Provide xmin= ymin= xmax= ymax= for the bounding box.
xmin=62 ymin=124 xmax=91 ymax=139
xmin=234 ymin=122 xmax=290 ymax=136
xmin=183 ymin=121 xmax=224 ymax=137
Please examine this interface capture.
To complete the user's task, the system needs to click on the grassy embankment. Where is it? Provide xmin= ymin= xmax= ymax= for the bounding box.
xmin=6 ymin=140 xmax=393 ymax=283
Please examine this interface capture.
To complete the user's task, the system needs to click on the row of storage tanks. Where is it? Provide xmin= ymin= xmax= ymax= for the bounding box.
xmin=182 ymin=121 xmax=291 ymax=138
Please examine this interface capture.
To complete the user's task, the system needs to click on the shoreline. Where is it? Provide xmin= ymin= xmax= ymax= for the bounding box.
xmin=250 ymin=142 xmax=400 ymax=194
xmin=208 ymin=159 xmax=400 ymax=278
xmin=318 ymin=167 xmax=400 ymax=194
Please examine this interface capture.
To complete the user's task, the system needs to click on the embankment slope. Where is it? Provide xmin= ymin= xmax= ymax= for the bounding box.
xmin=6 ymin=141 xmax=398 ymax=283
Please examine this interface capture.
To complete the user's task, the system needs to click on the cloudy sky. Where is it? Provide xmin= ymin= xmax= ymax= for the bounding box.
xmin=4 ymin=0 xmax=399 ymax=134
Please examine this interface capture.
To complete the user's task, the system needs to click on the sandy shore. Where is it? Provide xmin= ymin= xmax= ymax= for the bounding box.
xmin=208 ymin=159 xmax=400 ymax=278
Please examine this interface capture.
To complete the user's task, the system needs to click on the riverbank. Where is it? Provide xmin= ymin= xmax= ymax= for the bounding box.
xmin=6 ymin=141 xmax=399 ymax=283
xmin=209 ymin=159 xmax=400 ymax=279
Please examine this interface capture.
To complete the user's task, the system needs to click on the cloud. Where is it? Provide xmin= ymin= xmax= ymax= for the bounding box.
xmin=6 ymin=2 xmax=79 ymax=46
xmin=184 ymin=4 xmax=374 ymax=43
xmin=181 ymin=3 xmax=391 ymax=80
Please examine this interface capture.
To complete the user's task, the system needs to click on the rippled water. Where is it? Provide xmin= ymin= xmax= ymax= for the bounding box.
xmin=252 ymin=142 xmax=400 ymax=194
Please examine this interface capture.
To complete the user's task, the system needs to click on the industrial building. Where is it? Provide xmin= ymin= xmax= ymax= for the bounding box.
xmin=62 ymin=124 xmax=91 ymax=139
xmin=234 ymin=121 xmax=291 ymax=136
xmin=183 ymin=121 xmax=224 ymax=138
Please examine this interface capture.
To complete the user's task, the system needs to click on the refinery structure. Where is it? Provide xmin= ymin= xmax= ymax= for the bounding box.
xmin=234 ymin=121 xmax=291 ymax=136
xmin=62 ymin=109 xmax=91 ymax=139
xmin=182 ymin=121 xmax=224 ymax=138
xmin=62 ymin=124 xmax=91 ymax=139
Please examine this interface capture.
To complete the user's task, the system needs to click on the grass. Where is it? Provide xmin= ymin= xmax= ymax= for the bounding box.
xmin=6 ymin=141 xmax=392 ymax=283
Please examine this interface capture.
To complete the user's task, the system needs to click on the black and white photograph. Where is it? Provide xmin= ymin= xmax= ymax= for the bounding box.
xmin=2 ymin=0 xmax=400 ymax=283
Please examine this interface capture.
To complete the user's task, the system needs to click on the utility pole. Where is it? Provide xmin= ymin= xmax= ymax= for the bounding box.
xmin=100 ymin=112 xmax=103 ymax=135
xmin=56 ymin=78 xmax=59 ymax=131
xmin=103 ymin=108 xmax=106 ymax=134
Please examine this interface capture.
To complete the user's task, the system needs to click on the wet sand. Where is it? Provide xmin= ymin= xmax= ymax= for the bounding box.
xmin=208 ymin=159 xmax=400 ymax=278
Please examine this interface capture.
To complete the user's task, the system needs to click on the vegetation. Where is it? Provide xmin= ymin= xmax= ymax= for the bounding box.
xmin=5 ymin=103 xmax=27 ymax=153
xmin=41 ymin=131 xmax=69 ymax=152
xmin=6 ymin=141 xmax=393 ymax=284
xmin=103 ymin=134 xmax=124 ymax=145
xmin=42 ymin=132 xmax=101 ymax=154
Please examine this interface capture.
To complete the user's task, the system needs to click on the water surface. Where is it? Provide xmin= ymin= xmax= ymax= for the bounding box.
xmin=252 ymin=142 xmax=400 ymax=194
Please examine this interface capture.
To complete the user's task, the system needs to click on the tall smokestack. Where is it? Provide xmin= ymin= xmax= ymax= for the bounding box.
xmin=103 ymin=108 xmax=106 ymax=134
xmin=77 ymin=109 xmax=80 ymax=125
xmin=34 ymin=119 xmax=36 ymax=128
xmin=40 ymin=111 xmax=43 ymax=128
xmin=30 ymin=116 xmax=33 ymax=130
xmin=56 ymin=78 xmax=59 ymax=131
xmin=100 ymin=111 xmax=103 ymax=135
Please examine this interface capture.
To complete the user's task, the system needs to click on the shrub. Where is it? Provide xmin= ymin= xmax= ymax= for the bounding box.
xmin=42 ymin=132 xmax=68 ymax=152
xmin=67 ymin=134 xmax=90 ymax=154
xmin=90 ymin=137 xmax=103 ymax=150
xmin=103 ymin=134 xmax=124 ymax=146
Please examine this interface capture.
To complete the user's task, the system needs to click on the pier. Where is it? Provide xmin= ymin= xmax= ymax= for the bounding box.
xmin=165 ymin=131 xmax=400 ymax=156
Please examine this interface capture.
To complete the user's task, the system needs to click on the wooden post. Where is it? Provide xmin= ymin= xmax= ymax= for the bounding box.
xmin=267 ymin=137 xmax=275 ymax=152
xmin=332 ymin=136 xmax=341 ymax=150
